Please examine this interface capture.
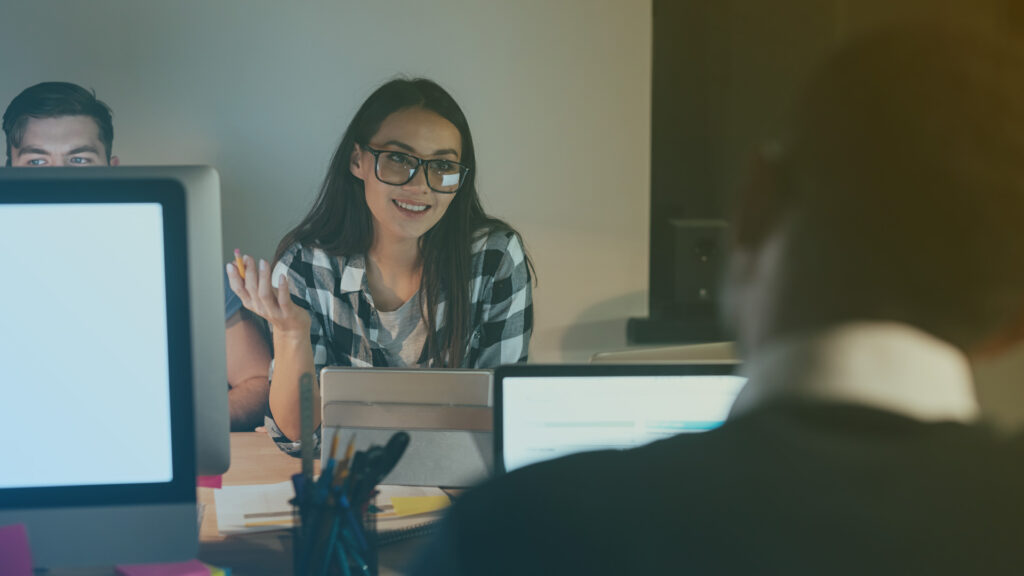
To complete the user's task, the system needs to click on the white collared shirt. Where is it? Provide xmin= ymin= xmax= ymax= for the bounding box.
xmin=730 ymin=322 xmax=980 ymax=423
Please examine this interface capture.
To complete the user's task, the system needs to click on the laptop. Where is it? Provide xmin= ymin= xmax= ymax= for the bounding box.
xmin=319 ymin=367 xmax=492 ymax=487
xmin=494 ymin=364 xmax=746 ymax=474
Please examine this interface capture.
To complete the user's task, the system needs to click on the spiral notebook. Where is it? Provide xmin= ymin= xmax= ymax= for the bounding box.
xmin=371 ymin=485 xmax=452 ymax=545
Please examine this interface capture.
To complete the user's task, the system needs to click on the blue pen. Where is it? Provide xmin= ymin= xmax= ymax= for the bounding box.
xmin=340 ymin=526 xmax=372 ymax=576
xmin=335 ymin=539 xmax=353 ymax=576
xmin=339 ymin=491 xmax=368 ymax=552
xmin=316 ymin=459 xmax=336 ymax=504
xmin=319 ymin=513 xmax=341 ymax=576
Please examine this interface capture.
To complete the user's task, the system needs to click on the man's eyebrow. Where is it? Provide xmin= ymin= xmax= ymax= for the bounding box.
xmin=67 ymin=145 xmax=100 ymax=156
xmin=379 ymin=140 xmax=459 ymax=159
xmin=16 ymin=147 xmax=50 ymax=156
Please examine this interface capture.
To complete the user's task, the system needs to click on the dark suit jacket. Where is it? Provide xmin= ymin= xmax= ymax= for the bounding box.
xmin=411 ymin=401 xmax=1024 ymax=575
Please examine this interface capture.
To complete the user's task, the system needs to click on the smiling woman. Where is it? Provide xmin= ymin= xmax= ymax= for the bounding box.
xmin=226 ymin=78 xmax=535 ymax=453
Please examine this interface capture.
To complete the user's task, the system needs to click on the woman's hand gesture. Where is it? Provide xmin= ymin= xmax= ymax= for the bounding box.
xmin=226 ymin=254 xmax=311 ymax=337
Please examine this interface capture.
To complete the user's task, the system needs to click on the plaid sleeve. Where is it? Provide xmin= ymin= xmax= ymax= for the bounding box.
xmin=470 ymin=231 xmax=533 ymax=368
xmin=263 ymin=242 xmax=331 ymax=457
xmin=223 ymin=270 xmax=243 ymax=321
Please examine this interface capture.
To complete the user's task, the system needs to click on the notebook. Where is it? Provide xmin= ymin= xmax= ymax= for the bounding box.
xmin=370 ymin=485 xmax=452 ymax=546
xmin=494 ymin=364 xmax=746 ymax=474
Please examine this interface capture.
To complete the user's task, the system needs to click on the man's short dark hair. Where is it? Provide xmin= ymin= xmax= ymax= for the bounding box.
xmin=776 ymin=27 xmax=1024 ymax=350
xmin=2 ymin=82 xmax=114 ymax=164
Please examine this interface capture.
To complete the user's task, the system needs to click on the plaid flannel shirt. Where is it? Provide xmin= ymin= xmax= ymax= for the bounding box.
xmin=265 ymin=228 xmax=533 ymax=455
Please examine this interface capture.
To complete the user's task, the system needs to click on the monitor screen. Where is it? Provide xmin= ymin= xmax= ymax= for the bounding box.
xmin=0 ymin=172 xmax=200 ymax=568
xmin=0 ymin=202 xmax=174 ymax=489
xmin=497 ymin=366 xmax=745 ymax=473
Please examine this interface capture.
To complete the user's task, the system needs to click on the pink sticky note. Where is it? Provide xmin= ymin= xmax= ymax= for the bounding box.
xmin=0 ymin=524 xmax=33 ymax=576
xmin=115 ymin=559 xmax=210 ymax=576
xmin=196 ymin=475 xmax=222 ymax=489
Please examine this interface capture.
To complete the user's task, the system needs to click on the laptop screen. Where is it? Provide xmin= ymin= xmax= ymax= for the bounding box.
xmin=496 ymin=365 xmax=745 ymax=473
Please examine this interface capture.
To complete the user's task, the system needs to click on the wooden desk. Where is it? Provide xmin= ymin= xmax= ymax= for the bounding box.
xmin=198 ymin=432 xmax=313 ymax=543
xmin=198 ymin=432 xmax=428 ymax=576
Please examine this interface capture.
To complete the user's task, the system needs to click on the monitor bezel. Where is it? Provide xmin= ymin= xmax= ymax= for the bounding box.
xmin=492 ymin=363 xmax=743 ymax=475
xmin=0 ymin=179 xmax=196 ymax=510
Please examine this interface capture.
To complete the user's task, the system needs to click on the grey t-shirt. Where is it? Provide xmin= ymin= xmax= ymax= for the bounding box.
xmin=377 ymin=291 xmax=428 ymax=367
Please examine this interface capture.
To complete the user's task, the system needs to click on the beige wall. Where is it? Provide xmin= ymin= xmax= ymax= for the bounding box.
xmin=0 ymin=1 xmax=653 ymax=363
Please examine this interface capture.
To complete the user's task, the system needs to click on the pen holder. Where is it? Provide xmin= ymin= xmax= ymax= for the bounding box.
xmin=292 ymin=493 xmax=378 ymax=576
xmin=291 ymin=430 xmax=409 ymax=576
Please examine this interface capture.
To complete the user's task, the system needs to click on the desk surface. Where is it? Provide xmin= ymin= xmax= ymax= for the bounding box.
xmin=38 ymin=433 xmax=428 ymax=576
xmin=199 ymin=432 xmax=429 ymax=576
xmin=198 ymin=431 xmax=313 ymax=543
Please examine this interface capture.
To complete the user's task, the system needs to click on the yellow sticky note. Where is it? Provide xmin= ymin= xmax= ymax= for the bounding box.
xmin=390 ymin=495 xmax=451 ymax=517
xmin=202 ymin=563 xmax=230 ymax=576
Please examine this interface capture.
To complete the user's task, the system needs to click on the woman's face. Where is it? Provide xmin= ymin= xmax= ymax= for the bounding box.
xmin=350 ymin=107 xmax=463 ymax=245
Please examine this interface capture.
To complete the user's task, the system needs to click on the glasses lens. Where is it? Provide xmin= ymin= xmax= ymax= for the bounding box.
xmin=376 ymin=151 xmax=417 ymax=185
xmin=425 ymin=160 xmax=464 ymax=193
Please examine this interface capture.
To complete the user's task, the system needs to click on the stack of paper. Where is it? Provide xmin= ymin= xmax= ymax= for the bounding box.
xmin=213 ymin=481 xmax=296 ymax=535
xmin=213 ymin=482 xmax=452 ymax=538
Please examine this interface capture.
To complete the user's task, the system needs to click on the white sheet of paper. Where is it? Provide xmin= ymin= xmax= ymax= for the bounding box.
xmin=213 ymin=480 xmax=296 ymax=535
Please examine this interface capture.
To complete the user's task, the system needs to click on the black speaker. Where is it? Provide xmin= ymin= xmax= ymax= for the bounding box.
xmin=671 ymin=219 xmax=730 ymax=308
xmin=630 ymin=219 xmax=731 ymax=344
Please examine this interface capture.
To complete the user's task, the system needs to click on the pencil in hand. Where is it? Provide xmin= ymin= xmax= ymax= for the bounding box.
xmin=234 ymin=248 xmax=246 ymax=279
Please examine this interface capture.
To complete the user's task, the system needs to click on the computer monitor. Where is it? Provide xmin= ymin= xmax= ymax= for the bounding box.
xmin=494 ymin=364 xmax=746 ymax=474
xmin=0 ymin=172 xmax=202 ymax=567
xmin=0 ymin=167 xmax=230 ymax=476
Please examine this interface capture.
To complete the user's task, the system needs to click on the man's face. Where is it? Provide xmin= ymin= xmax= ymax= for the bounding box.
xmin=8 ymin=115 xmax=118 ymax=167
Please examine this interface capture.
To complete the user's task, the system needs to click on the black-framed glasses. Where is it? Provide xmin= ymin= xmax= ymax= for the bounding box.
xmin=361 ymin=144 xmax=470 ymax=194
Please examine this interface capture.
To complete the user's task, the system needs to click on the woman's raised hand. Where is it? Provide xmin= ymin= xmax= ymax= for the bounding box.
xmin=226 ymin=254 xmax=311 ymax=336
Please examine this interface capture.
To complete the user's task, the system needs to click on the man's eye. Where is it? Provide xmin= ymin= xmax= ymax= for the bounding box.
xmin=27 ymin=158 xmax=47 ymax=166
xmin=69 ymin=157 xmax=92 ymax=165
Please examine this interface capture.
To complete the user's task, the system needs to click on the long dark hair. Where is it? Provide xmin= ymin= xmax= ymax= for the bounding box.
xmin=277 ymin=78 xmax=529 ymax=367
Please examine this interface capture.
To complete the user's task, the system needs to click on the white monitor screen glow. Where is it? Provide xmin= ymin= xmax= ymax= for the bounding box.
xmin=501 ymin=373 xmax=745 ymax=473
xmin=0 ymin=203 xmax=174 ymax=489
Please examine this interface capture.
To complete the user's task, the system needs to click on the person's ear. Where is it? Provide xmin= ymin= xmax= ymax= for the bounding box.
xmin=734 ymin=142 xmax=791 ymax=251
xmin=109 ymin=155 xmax=120 ymax=166
xmin=349 ymin=144 xmax=365 ymax=180
xmin=970 ymin=301 xmax=1024 ymax=359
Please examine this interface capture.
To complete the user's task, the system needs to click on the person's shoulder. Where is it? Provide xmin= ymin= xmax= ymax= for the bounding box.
xmin=278 ymin=241 xmax=336 ymax=269
xmin=470 ymin=226 xmax=523 ymax=255
xmin=470 ymin=226 xmax=526 ymax=279
xmin=455 ymin=448 xmax=639 ymax=524
xmin=435 ymin=448 xmax=661 ymax=575
xmin=276 ymin=240 xmax=304 ymax=265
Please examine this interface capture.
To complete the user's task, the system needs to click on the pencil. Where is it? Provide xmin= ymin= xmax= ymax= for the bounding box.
xmin=234 ymin=248 xmax=246 ymax=279
xmin=344 ymin=434 xmax=356 ymax=462
xmin=329 ymin=431 xmax=341 ymax=461
xmin=332 ymin=434 xmax=358 ymax=486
